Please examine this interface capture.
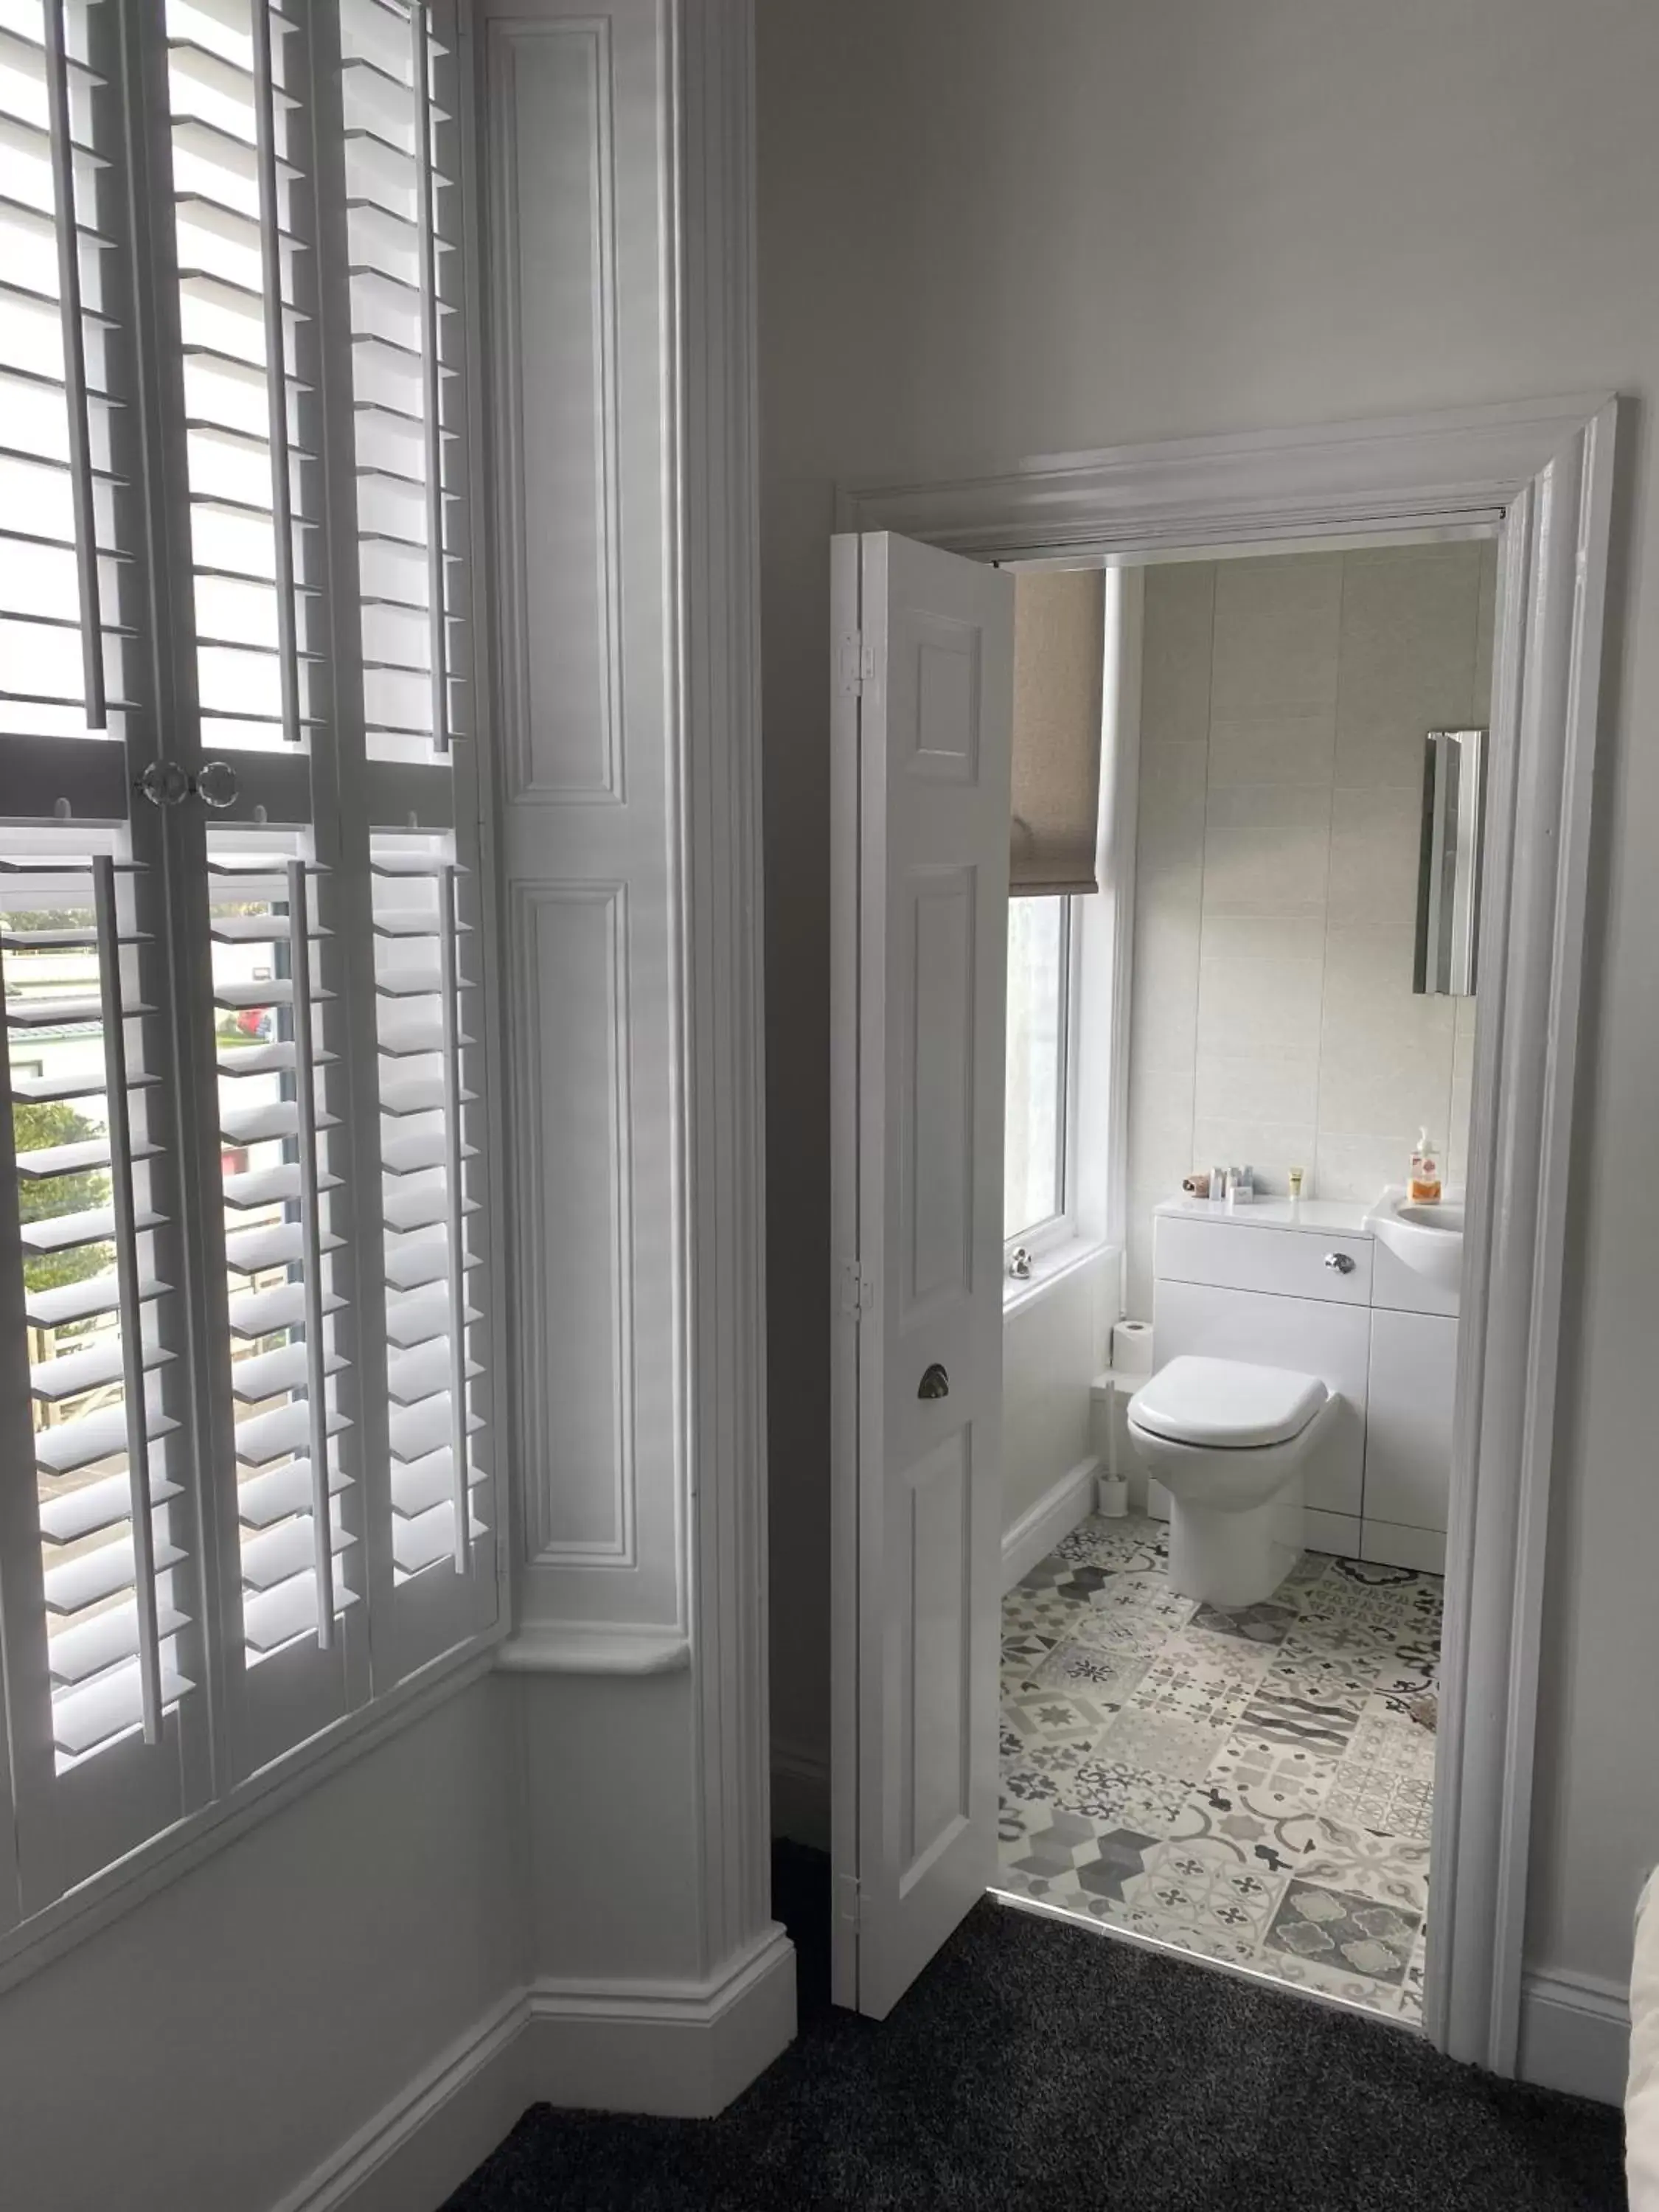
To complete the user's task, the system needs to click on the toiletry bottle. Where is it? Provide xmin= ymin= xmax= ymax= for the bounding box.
xmin=1408 ymin=1128 xmax=1442 ymax=1204
xmin=1288 ymin=1165 xmax=1306 ymax=1202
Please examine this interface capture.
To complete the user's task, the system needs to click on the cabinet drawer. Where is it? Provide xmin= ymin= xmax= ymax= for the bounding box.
xmin=1153 ymin=1214 xmax=1373 ymax=1305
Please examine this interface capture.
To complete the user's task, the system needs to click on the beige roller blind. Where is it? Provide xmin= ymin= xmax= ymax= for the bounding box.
xmin=1009 ymin=569 xmax=1106 ymax=896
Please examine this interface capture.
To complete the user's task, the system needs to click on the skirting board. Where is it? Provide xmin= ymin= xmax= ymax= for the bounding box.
xmin=1517 ymin=1968 xmax=1630 ymax=2108
xmin=271 ymin=1929 xmax=798 ymax=2212
xmin=1002 ymin=1456 xmax=1100 ymax=1593
xmin=524 ymin=1925 xmax=798 ymax=2120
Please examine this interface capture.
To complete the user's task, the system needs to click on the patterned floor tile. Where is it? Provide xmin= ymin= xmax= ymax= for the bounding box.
xmin=1050 ymin=1758 xmax=1197 ymax=1831
xmin=1121 ymin=1837 xmax=1290 ymax=1951
xmin=1033 ymin=1639 xmax=1157 ymax=1704
xmin=1091 ymin=1704 xmax=1232 ymax=1783
xmin=995 ymin=1512 xmax=1442 ymax=2026
xmin=1265 ymin=1879 xmax=1422 ymax=1984
xmin=1122 ymin=1641 xmax=1273 ymax=1724
xmin=1235 ymin=1680 xmax=1366 ymax=1756
xmin=1325 ymin=1700 xmax=1436 ymax=1842
xmin=1206 ymin=1731 xmax=1337 ymax=1821
xmin=1190 ymin=1598 xmax=1300 ymax=1645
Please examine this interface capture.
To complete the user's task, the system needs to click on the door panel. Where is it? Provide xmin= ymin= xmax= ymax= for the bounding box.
xmin=832 ymin=529 xmax=1012 ymax=2019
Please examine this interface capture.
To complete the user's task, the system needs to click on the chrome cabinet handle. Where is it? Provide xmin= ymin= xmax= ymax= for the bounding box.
xmin=1324 ymin=1251 xmax=1356 ymax=1274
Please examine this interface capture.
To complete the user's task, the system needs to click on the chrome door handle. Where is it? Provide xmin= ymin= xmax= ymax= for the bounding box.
xmin=918 ymin=1363 xmax=950 ymax=1400
xmin=1324 ymin=1251 xmax=1356 ymax=1274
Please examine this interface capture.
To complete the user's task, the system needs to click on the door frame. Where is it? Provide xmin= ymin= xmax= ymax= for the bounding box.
xmin=836 ymin=392 xmax=1620 ymax=2076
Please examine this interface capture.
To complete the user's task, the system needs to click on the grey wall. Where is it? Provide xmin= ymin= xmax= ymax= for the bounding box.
xmin=1126 ymin=543 xmax=1494 ymax=1316
xmin=757 ymin=0 xmax=1659 ymax=2020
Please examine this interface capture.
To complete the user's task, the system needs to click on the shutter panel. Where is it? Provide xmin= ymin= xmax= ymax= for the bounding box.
xmin=0 ymin=0 xmax=212 ymax=1916
xmin=0 ymin=0 xmax=495 ymax=1935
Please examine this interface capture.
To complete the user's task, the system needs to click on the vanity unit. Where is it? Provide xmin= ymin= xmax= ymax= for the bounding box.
xmin=1147 ymin=1193 xmax=1460 ymax=1572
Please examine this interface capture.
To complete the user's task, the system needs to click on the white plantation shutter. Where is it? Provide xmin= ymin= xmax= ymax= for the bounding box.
xmin=0 ymin=0 xmax=495 ymax=1939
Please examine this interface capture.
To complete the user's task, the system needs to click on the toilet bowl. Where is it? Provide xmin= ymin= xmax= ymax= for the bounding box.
xmin=1127 ymin=1354 xmax=1338 ymax=1607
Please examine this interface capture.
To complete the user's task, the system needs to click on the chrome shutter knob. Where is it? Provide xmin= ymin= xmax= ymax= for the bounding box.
xmin=1324 ymin=1251 xmax=1356 ymax=1273
xmin=194 ymin=759 xmax=240 ymax=810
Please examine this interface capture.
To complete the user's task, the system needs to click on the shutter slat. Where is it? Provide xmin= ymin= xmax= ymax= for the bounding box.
xmin=223 ymin=1218 xmax=344 ymax=1274
xmin=386 ymin=1388 xmax=481 ymax=1465
xmin=21 ymin=1200 xmax=167 ymax=1255
xmin=47 ymin=1599 xmax=191 ymax=1688
xmin=25 ymin=1267 xmax=170 ymax=1329
xmin=243 ymin=1568 xmax=359 ymax=1656
xmin=30 ymin=1334 xmax=173 ymax=1402
xmin=390 ymin=1442 xmax=485 ymax=1520
xmin=36 ymin=1400 xmax=180 ymax=1478
xmin=231 ymin=1336 xmax=347 ymax=1402
xmin=52 ymin=1660 xmax=193 ymax=1759
xmin=42 ymin=1534 xmax=187 ymax=1616
xmin=382 ymin=1222 xmax=478 ymax=1290
xmin=237 ymin=1455 xmax=350 ymax=1530
xmin=233 ymin=1398 xmax=350 ymax=1468
xmin=38 ymin=1465 xmax=184 ymax=1543
xmin=226 ymin=1279 xmax=346 ymax=1338
xmin=240 ymin=1514 xmax=354 ymax=1593
xmin=392 ymin=1497 xmax=481 ymax=1576
xmin=384 ymin=1280 xmax=477 ymax=1349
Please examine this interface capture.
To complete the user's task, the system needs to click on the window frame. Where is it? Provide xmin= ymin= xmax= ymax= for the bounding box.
xmin=1001 ymin=565 xmax=1136 ymax=1314
xmin=1002 ymin=892 xmax=1082 ymax=1259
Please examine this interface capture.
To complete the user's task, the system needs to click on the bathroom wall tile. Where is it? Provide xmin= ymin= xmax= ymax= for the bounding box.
xmin=1193 ymin=1053 xmax=1320 ymax=1129
xmin=1208 ymin=712 xmax=1336 ymax=787
xmin=1201 ymin=822 xmax=1329 ymax=918
xmin=1190 ymin=1119 xmax=1316 ymax=1198
xmin=1127 ymin=1060 xmax=1196 ymax=1192
xmin=1199 ymin=916 xmax=1327 ymax=967
xmin=1205 ymin=782 xmax=1333 ymax=832
xmin=1140 ymin=562 xmax=1215 ymax=748
xmin=1130 ymin=889 xmax=1201 ymax=1077
xmin=1135 ymin=740 xmax=1208 ymax=883
xmin=1334 ymin=544 xmax=1485 ymax=787
xmin=1326 ymin=785 xmax=1424 ymax=928
xmin=1317 ymin=924 xmax=1455 ymax=1139
xmin=1310 ymin=1132 xmax=1403 ymax=1206
xmin=1197 ymin=950 xmax=1326 ymax=1061
xmin=1211 ymin=553 xmax=1343 ymax=718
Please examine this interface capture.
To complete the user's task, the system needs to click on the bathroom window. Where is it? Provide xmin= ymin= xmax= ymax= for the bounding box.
xmin=1004 ymin=897 xmax=1074 ymax=1242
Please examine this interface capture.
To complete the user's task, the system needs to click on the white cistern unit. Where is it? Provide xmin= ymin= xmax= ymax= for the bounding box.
xmin=1128 ymin=1197 xmax=1460 ymax=1604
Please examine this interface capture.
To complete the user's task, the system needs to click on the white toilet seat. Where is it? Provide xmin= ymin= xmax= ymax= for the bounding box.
xmin=1128 ymin=1354 xmax=1327 ymax=1451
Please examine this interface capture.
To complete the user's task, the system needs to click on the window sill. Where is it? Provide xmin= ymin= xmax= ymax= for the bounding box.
xmin=1002 ymin=1235 xmax=1117 ymax=1319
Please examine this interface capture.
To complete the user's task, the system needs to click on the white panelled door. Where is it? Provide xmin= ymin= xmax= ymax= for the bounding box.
xmin=830 ymin=531 xmax=1014 ymax=2017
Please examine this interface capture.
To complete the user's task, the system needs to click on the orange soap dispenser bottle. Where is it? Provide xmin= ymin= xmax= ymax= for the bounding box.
xmin=1408 ymin=1127 xmax=1442 ymax=1205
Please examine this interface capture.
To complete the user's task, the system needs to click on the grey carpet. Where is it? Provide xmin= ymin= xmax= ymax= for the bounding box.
xmin=443 ymin=1845 xmax=1625 ymax=2211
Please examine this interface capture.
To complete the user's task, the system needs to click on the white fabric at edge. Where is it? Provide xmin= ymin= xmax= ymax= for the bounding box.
xmin=1630 ymin=1868 xmax=1659 ymax=2208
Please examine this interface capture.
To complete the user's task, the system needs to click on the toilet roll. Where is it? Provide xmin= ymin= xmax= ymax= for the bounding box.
xmin=1111 ymin=1320 xmax=1154 ymax=1376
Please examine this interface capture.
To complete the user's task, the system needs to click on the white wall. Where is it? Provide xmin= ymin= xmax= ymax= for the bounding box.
xmin=758 ymin=0 xmax=1659 ymax=2048
xmin=1001 ymin=1253 xmax=1115 ymax=1535
xmin=1126 ymin=544 xmax=1493 ymax=1316
xmin=0 ymin=1682 xmax=524 ymax=2212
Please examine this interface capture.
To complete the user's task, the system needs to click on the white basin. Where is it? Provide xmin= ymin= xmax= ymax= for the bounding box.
xmin=1363 ymin=1185 xmax=1464 ymax=1293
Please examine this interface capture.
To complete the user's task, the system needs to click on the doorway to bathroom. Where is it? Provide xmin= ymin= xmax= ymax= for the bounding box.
xmin=994 ymin=537 xmax=1491 ymax=2025
xmin=827 ymin=397 xmax=1613 ymax=2081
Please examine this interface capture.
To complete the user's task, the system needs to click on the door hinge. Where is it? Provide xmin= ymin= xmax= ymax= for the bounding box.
xmin=838 ymin=630 xmax=874 ymax=698
xmin=836 ymin=1871 xmax=862 ymax=1933
xmin=840 ymin=1260 xmax=875 ymax=1318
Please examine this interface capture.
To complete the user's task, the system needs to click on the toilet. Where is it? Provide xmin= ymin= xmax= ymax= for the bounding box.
xmin=1127 ymin=1354 xmax=1340 ymax=1607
